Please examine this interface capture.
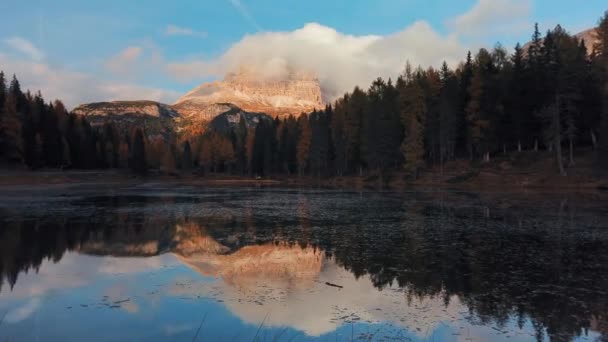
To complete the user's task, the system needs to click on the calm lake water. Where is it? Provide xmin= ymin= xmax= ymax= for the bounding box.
xmin=0 ymin=185 xmax=607 ymax=341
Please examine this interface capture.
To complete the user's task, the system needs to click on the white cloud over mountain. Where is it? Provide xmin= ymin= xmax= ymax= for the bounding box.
xmin=168 ymin=21 xmax=466 ymax=100
xmin=167 ymin=0 xmax=532 ymax=100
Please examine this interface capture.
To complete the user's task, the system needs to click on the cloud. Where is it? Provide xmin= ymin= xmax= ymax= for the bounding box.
xmin=0 ymin=53 xmax=180 ymax=109
xmin=165 ymin=24 xmax=207 ymax=38
xmin=167 ymin=21 xmax=466 ymax=100
xmin=449 ymin=0 xmax=532 ymax=37
xmin=227 ymin=0 xmax=263 ymax=32
xmin=4 ymin=298 xmax=42 ymax=323
xmin=4 ymin=37 xmax=45 ymax=61
xmin=104 ymin=46 xmax=143 ymax=74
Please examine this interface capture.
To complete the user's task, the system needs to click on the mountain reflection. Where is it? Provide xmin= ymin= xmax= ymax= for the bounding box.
xmin=1 ymin=190 xmax=607 ymax=341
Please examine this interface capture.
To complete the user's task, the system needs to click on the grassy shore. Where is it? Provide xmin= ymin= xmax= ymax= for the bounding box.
xmin=0 ymin=149 xmax=606 ymax=192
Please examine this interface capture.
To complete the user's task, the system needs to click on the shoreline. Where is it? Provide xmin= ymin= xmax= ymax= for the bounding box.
xmin=0 ymin=168 xmax=605 ymax=194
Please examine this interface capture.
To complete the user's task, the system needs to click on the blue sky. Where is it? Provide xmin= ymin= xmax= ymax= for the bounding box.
xmin=0 ymin=0 xmax=606 ymax=108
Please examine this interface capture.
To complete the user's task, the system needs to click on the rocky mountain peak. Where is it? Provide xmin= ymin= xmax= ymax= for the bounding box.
xmin=175 ymin=66 xmax=325 ymax=118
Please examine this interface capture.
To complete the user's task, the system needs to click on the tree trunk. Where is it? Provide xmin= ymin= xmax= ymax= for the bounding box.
xmin=569 ymin=137 xmax=575 ymax=166
xmin=554 ymin=95 xmax=566 ymax=176
xmin=591 ymin=130 xmax=598 ymax=150
xmin=518 ymin=140 xmax=522 ymax=153
xmin=534 ymin=139 xmax=538 ymax=152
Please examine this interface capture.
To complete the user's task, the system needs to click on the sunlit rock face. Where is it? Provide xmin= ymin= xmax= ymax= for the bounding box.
xmin=177 ymin=243 xmax=324 ymax=290
xmin=175 ymin=66 xmax=325 ymax=118
xmin=72 ymin=100 xmax=179 ymax=139
xmin=175 ymin=245 xmax=464 ymax=338
xmin=72 ymin=101 xmax=179 ymax=120
xmin=171 ymin=223 xmax=230 ymax=256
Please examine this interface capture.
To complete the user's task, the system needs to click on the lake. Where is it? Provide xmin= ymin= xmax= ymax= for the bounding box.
xmin=0 ymin=185 xmax=607 ymax=341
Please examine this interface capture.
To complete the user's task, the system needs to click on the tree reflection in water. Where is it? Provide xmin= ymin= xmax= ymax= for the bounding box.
xmin=0 ymin=189 xmax=607 ymax=341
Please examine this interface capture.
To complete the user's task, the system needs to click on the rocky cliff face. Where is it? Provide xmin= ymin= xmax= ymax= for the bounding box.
xmin=73 ymin=101 xmax=179 ymax=119
xmin=175 ymin=67 xmax=325 ymax=118
xmin=72 ymin=100 xmax=180 ymax=138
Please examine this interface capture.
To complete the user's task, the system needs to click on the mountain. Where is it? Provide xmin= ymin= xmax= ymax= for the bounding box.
xmin=72 ymin=66 xmax=322 ymax=137
xmin=72 ymin=100 xmax=179 ymax=119
xmin=72 ymin=99 xmax=272 ymax=139
xmin=174 ymin=66 xmax=325 ymax=118
xmin=72 ymin=100 xmax=179 ymax=138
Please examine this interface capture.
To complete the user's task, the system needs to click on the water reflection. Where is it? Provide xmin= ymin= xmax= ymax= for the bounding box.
xmin=0 ymin=188 xmax=607 ymax=341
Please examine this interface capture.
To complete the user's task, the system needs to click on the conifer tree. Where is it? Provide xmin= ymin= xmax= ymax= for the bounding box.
xmin=0 ymin=91 xmax=23 ymax=163
xmin=400 ymin=77 xmax=426 ymax=179
xmin=438 ymin=62 xmax=459 ymax=165
xmin=129 ymin=128 xmax=147 ymax=175
xmin=596 ymin=11 xmax=608 ymax=168
xmin=181 ymin=141 xmax=193 ymax=172
xmin=296 ymin=114 xmax=311 ymax=176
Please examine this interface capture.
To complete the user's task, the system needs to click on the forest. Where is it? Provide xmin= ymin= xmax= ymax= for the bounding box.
xmin=1 ymin=12 xmax=608 ymax=179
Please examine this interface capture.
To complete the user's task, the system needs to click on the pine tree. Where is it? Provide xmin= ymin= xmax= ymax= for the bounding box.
xmin=129 ymin=128 xmax=147 ymax=175
xmin=346 ymin=87 xmax=366 ymax=174
xmin=422 ymin=69 xmax=442 ymax=165
xmin=0 ymin=91 xmax=23 ymax=163
xmin=0 ymin=72 xmax=5 ymax=103
xmin=400 ymin=78 xmax=426 ymax=179
xmin=309 ymin=110 xmax=328 ymax=177
xmin=466 ymin=63 xmax=485 ymax=160
xmin=508 ymin=43 xmax=527 ymax=151
xmin=596 ymin=11 xmax=608 ymax=169
xmin=438 ymin=62 xmax=459 ymax=165
xmin=245 ymin=128 xmax=255 ymax=176
xmin=296 ymin=114 xmax=311 ymax=176
xmin=525 ymin=24 xmax=546 ymax=150
xmin=235 ymin=118 xmax=248 ymax=175
xmin=458 ymin=52 xmax=474 ymax=156
xmin=0 ymin=71 xmax=7 ymax=158
xmin=181 ymin=140 xmax=193 ymax=172
xmin=332 ymin=98 xmax=347 ymax=176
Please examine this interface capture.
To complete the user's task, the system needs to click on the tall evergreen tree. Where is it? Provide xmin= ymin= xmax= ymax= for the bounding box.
xmin=0 ymin=71 xmax=7 ymax=158
xmin=0 ymin=90 xmax=23 ymax=163
xmin=458 ymin=52 xmax=474 ymax=157
xmin=400 ymin=76 xmax=426 ymax=179
xmin=438 ymin=62 xmax=460 ymax=165
xmin=181 ymin=140 xmax=193 ymax=171
xmin=507 ymin=43 xmax=527 ymax=151
xmin=346 ymin=87 xmax=366 ymax=174
xmin=596 ymin=11 xmax=608 ymax=168
xmin=309 ymin=110 xmax=330 ymax=177
xmin=129 ymin=128 xmax=147 ymax=175
xmin=296 ymin=114 xmax=311 ymax=176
